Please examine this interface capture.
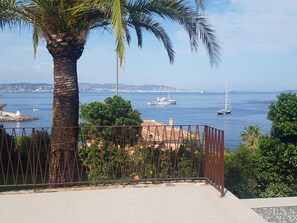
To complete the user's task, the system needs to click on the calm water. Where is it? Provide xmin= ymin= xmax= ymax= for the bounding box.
xmin=0 ymin=91 xmax=279 ymax=151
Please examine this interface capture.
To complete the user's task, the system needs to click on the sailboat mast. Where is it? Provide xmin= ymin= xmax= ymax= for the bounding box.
xmin=224 ymin=82 xmax=228 ymax=110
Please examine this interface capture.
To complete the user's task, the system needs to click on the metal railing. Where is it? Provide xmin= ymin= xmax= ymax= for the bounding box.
xmin=0 ymin=125 xmax=225 ymax=196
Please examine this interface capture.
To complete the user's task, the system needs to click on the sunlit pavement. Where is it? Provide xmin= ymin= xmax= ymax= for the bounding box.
xmin=1 ymin=182 xmax=290 ymax=223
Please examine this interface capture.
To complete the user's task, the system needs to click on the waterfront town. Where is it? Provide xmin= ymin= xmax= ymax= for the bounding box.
xmin=0 ymin=83 xmax=184 ymax=93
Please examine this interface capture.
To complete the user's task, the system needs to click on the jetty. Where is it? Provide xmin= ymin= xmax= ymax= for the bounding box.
xmin=0 ymin=104 xmax=37 ymax=122
xmin=0 ymin=103 xmax=6 ymax=110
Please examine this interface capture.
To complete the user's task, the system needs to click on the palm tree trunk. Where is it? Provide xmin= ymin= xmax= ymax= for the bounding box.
xmin=49 ymin=56 xmax=79 ymax=186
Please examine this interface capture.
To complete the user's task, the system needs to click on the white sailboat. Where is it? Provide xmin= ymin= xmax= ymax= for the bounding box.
xmin=217 ymin=83 xmax=231 ymax=115
xmin=32 ymin=103 xmax=39 ymax=112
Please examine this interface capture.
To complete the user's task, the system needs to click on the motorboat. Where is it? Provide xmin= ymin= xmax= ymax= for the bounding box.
xmin=147 ymin=96 xmax=176 ymax=106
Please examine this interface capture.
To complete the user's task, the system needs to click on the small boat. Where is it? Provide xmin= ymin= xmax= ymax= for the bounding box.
xmin=32 ymin=104 xmax=39 ymax=112
xmin=218 ymin=83 xmax=231 ymax=115
xmin=147 ymin=96 xmax=176 ymax=106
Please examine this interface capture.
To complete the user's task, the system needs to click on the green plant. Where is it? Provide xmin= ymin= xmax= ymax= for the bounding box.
xmin=224 ymin=145 xmax=259 ymax=198
xmin=78 ymin=139 xmax=201 ymax=183
xmin=268 ymin=93 xmax=297 ymax=143
xmin=0 ymin=125 xmax=16 ymax=174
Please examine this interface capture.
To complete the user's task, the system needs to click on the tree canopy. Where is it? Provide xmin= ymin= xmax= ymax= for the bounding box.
xmin=80 ymin=95 xmax=142 ymax=126
xmin=240 ymin=125 xmax=261 ymax=151
xmin=268 ymin=93 xmax=297 ymax=143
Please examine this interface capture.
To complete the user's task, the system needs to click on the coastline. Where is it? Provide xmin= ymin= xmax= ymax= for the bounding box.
xmin=0 ymin=114 xmax=38 ymax=122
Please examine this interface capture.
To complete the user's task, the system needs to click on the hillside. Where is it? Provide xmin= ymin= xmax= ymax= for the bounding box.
xmin=0 ymin=83 xmax=188 ymax=93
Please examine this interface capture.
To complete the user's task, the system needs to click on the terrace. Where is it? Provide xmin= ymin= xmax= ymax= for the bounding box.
xmin=1 ymin=124 xmax=295 ymax=222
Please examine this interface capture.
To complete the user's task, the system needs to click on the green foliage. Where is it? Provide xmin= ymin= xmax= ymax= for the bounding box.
xmin=80 ymin=96 xmax=142 ymax=126
xmin=78 ymin=139 xmax=201 ymax=183
xmin=0 ymin=128 xmax=50 ymax=175
xmin=226 ymin=93 xmax=297 ymax=198
xmin=16 ymin=130 xmax=50 ymax=172
xmin=260 ymin=182 xmax=296 ymax=198
xmin=224 ymin=145 xmax=259 ymax=198
xmin=80 ymin=96 xmax=142 ymax=148
xmin=78 ymin=140 xmax=120 ymax=181
xmin=0 ymin=125 xmax=15 ymax=172
xmin=254 ymin=136 xmax=297 ymax=197
xmin=240 ymin=125 xmax=261 ymax=151
xmin=226 ymin=132 xmax=297 ymax=198
xmin=268 ymin=93 xmax=297 ymax=143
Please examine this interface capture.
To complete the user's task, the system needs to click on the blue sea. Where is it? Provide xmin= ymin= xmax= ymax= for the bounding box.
xmin=0 ymin=91 xmax=279 ymax=151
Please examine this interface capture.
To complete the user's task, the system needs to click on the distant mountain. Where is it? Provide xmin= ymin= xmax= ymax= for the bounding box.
xmin=79 ymin=83 xmax=184 ymax=92
xmin=0 ymin=83 xmax=53 ymax=92
xmin=0 ymin=83 xmax=188 ymax=92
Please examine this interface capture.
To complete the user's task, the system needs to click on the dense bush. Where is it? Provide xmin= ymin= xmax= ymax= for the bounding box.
xmin=254 ymin=136 xmax=297 ymax=197
xmin=80 ymin=96 xmax=143 ymax=147
xmin=268 ymin=93 xmax=297 ymax=143
xmin=80 ymin=96 xmax=142 ymax=126
xmin=224 ymin=145 xmax=259 ymax=198
xmin=225 ymin=93 xmax=297 ymax=198
xmin=0 ymin=128 xmax=50 ymax=185
xmin=16 ymin=130 xmax=50 ymax=172
xmin=78 ymin=139 xmax=201 ymax=183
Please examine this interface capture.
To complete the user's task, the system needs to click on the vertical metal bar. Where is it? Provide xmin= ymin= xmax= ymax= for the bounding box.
xmin=204 ymin=126 xmax=209 ymax=184
xmin=213 ymin=128 xmax=217 ymax=186
xmin=0 ymin=128 xmax=4 ymax=185
xmin=220 ymin=130 xmax=225 ymax=197
xmin=210 ymin=127 xmax=214 ymax=184
xmin=215 ymin=129 xmax=219 ymax=187
xmin=31 ymin=128 xmax=36 ymax=190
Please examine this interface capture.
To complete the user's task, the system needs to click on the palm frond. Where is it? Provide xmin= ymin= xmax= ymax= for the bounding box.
xmin=1 ymin=0 xmax=220 ymax=67
xmin=0 ymin=0 xmax=22 ymax=29
xmin=127 ymin=0 xmax=195 ymax=24
xmin=124 ymin=22 xmax=131 ymax=45
xmin=111 ymin=0 xmax=126 ymax=66
xmin=195 ymin=0 xmax=209 ymax=13
xmin=32 ymin=24 xmax=39 ymax=58
xmin=128 ymin=14 xmax=174 ymax=63
xmin=127 ymin=0 xmax=221 ymax=66
xmin=196 ymin=17 xmax=221 ymax=67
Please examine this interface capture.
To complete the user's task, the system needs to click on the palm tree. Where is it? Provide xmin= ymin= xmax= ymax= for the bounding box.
xmin=1 ymin=0 xmax=220 ymax=184
xmin=241 ymin=126 xmax=262 ymax=152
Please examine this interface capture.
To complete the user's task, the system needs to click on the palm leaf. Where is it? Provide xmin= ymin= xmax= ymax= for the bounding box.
xmin=127 ymin=0 xmax=220 ymax=66
xmin=111 ymin=0 xmax=126 ymax=66
xmin=196 ymin=17 xmax=221 ymax=67
xmin=128 ymin=13 xmax=174 ymax=63
xmin=2 ymin=0 xmax=220 ymax=66
xmin=72 ymin=0 xmax=127 ymax=65
xmin=195 ymin=0 xmax=209 ymax=13
xmin=32 ymin=24 xmax=39 ymax=58
xmin=0 ymin=0 xmax=22 ymax=29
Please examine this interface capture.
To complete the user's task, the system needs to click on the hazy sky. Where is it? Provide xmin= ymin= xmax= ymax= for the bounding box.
xmin=0 ymin=0 xmax=296 ymax=91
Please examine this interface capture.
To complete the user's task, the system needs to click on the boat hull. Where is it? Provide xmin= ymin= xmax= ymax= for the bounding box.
xmin=147 ymin=101 xmax=176 ymax=106
xmin=217 ymin=109 xmax=231 ymax=115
